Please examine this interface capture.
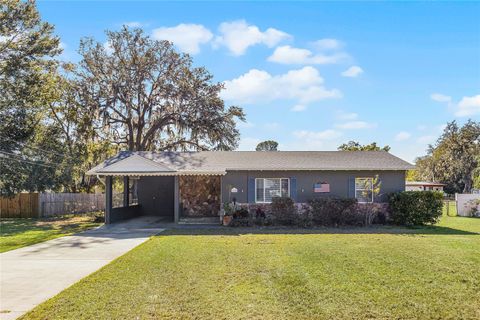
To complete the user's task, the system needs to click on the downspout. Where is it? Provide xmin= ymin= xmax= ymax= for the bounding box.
xmin=97 ymin=174 xmax=105 ymax=186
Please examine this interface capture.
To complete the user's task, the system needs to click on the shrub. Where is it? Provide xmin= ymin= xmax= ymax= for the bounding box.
xmin=233 ymin=208 xmax=249 ymax=219
xmin=388 ymin=191 xmax=443 ymax=226
xmin=228 ymin=208 xmax=251 ymax=227
xmin=270 ymin=197 xmax=298 ymax=225
xmin=355 ymin=203 xmax=387 ymax=226
xmin=306 ymin=198 xmax=358 ymax=226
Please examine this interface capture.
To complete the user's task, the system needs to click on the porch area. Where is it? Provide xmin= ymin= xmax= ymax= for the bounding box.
xmin=104 ymin=174 xmax=223 ymax=224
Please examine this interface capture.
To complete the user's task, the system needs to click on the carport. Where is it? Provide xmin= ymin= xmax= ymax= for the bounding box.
xmin=87 ymin=153 xmax=225 ymax=224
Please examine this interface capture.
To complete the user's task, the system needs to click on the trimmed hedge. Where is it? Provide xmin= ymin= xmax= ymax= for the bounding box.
xmin=249 ymin=197 xmax=389 ymax=227
xmin=306 ymin=198 xmax=359 ymax=226
xmin=388 ymin=191 xmax=443 ymax=226
xmin=270 ymin=197 xmax=298 ymax=225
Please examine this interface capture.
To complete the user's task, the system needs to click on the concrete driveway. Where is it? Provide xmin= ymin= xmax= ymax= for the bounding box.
xmin=0 ymin=216 xmax=165 ymax=320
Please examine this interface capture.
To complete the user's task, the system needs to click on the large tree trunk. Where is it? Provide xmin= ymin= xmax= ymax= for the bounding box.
xmin=463 ymin=174 xmax=473 ymax=193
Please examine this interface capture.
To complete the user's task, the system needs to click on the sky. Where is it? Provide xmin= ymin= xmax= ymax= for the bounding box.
xmin=37 ymin=1 xmax=480 ymax=163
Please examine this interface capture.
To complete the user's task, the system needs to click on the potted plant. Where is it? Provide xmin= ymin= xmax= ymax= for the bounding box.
xmin=222 ymin=202 xmax=234 ymax=226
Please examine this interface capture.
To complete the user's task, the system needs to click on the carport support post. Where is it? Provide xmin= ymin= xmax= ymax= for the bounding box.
xmin=123 ymin=176 xmax=129 ymax=207
xmin=174 ymin=176 xmax=179 ymax=223
xmin=105 ymin=176 xmax=112 ymax=224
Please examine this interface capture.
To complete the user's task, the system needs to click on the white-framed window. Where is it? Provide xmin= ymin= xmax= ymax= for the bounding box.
xmin=355 ymin=177 xmax=373 ymax=203
xmin=255 ymin=178 xmax=289 ymax=203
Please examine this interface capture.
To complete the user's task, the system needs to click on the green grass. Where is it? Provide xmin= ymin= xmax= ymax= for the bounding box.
xmin=443 ymin=200 xmax=458 ymax=216
xmin=0 ymin=214 xmax=103 ymax=253
xmin=21 ymin=216 xmax=480 ymax=320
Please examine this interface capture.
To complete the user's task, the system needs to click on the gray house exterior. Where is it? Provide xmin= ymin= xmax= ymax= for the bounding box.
xmin=87 ymin=151 xmax=414 ymax=224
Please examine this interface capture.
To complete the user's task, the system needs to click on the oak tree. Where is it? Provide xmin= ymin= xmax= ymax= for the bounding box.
xmin=256 ymin=140 xmax=279 ymax=151
xmin=415 ymin=120 xmax=479 ymax=193
xmin=76 ymin=27 xmax=245 ymax=152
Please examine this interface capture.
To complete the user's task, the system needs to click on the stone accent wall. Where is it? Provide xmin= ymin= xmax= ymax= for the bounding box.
xmin=179 ymin=176 xmax=221 ymax=217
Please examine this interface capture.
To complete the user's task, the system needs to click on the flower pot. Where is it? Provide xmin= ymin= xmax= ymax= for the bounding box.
xmin=223 ymin=215 xmax=233 ymax=226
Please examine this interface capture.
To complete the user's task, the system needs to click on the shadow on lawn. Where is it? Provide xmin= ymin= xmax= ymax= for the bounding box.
xmin=0 ymin=219 xmax=92 ymax=237
xmin=0 ymin=219 xmax=55 ymax=236
xmin=159 ymin=224 xmax=479 ymax=236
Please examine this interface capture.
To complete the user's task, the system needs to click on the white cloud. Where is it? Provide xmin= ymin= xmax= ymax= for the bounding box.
xmin=292 ymin=129 xmax=342 ymax=149
xmin=455 ymin=95 xmax=480 ymax=117
xmin=335 ymin=121 xmax=376 ymax=130
xmin=214 ymin=20 xmax=290 ymax=56
xmin=336 ymin=111 xmax=358 ymax=120
xmin=268 ymin=45 xmax=347 ymax=65
xmin=395 ymin=131 xmax=412 ymax=141
xmin=341 ymin=66 xmax=364 ymax=78
xmin=152 ymin=23 xmax=213 ymax=54
xmin=431 ymin=93 xmax=480 ymax=117
xmin=222 ymin=66 xmax=341 ymax=105
xmin=294 ymin=129 xmax=342 ymax=140
xmin=124 ymin=21 xmax=143 ymax=28
xmin=312 ymin=38 xmax=343 ymax=50
xmin=431 ymin=93 xmax=452 ymax=103
xmin=268 ymin=46 xmax=310 ymax=64
xmin=291 ymin=104 xmax=306 ymax=112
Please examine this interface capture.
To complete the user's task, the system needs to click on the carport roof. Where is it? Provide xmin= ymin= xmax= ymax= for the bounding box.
xmin=86 ymin=151 xmax=414 ymax=176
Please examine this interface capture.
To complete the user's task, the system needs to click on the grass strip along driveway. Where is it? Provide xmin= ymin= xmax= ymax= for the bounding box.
xmin=0 ymin=214 xmax=102 ymax=253
xmin=21 ymin=216 xmax=480 ymax=320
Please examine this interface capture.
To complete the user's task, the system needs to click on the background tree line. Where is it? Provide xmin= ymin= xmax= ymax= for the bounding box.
xmin=409 ymin=120 xmax=479 ymax=194
xmin=335 ymin=129 xmax=479 ymax=194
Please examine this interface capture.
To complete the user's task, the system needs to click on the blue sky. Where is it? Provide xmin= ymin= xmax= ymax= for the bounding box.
xmin=38 ymin=1 xmax=480 ymax=162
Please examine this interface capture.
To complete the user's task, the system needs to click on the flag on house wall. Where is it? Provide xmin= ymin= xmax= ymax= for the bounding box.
xmin=314 ymin=183 xmax=330 ymax=193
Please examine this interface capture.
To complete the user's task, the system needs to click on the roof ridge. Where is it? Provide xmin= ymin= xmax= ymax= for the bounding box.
xmin=87 ymin=149 xmax=414 ymax=176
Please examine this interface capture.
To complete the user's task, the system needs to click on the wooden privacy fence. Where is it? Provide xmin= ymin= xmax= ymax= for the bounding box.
xmin=40 ymin=193 xmax=105 ymax=217
xmin=0 ymin=193 xmax=106 ymax=218
xmin=0 ymin=193 xmax=40 ymax=218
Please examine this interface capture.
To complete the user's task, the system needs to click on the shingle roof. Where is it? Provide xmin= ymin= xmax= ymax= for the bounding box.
xmin=87 ymin=151 xmax=414 ymax=176
xmin=406 ymin=181 xmax=445 ymax=186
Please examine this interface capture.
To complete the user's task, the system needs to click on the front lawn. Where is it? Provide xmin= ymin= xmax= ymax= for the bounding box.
xmin=21 ymin=216 xmax=480 ymax=320
xmin=0 ymin=213 xmax=103 ymax=253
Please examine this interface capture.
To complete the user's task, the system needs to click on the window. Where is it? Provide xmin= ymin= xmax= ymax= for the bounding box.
xmin=355 ymin=178 xmax=373 ymax=203
xmin=255 ymin=178 xmax=289 ymax=203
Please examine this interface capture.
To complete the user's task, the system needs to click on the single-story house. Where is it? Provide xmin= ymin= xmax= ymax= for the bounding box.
xmin=87 ymin=151 xmax=414 ymax=224
xmin=405 ymin=181 xmax=445 ymax=192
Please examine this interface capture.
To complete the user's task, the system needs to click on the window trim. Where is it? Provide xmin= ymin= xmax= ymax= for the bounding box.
xmin=355 ymin=177 xmax=374 ymax=203
xmin=255 ymin=178 xmax=290 ymax=203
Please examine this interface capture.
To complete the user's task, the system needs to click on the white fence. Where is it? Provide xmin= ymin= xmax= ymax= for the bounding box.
xmin=40 ymin=193 xmax=106 ymax=216
xmin=455 ymin=193 xmax=480 ymax=217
